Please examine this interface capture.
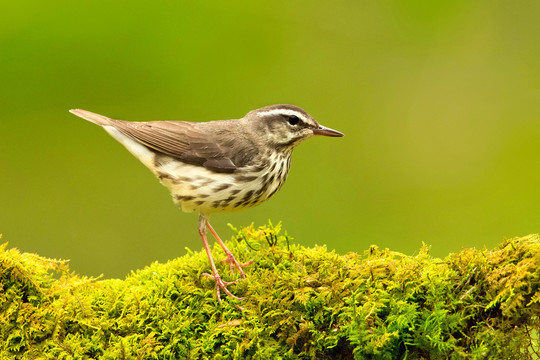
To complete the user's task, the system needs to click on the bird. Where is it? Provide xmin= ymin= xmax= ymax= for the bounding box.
xmin=69 ymin=104 xmax=344 ymax=302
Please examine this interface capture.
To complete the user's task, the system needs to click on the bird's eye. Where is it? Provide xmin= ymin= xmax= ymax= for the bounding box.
xmin=288 ymin=115 xmax=300 ymax=126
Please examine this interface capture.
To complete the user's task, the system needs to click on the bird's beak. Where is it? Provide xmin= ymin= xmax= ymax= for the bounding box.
xmin=312 ymin=125 xmax=344 ymax=137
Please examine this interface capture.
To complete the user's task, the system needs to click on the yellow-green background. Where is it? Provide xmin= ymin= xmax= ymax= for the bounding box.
xmin=1 ymin=1 xmax=539 ymax=278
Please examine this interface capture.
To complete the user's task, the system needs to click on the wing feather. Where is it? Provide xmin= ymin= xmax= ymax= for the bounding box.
xmin=107 ymin=119 xmax=254 ymax=173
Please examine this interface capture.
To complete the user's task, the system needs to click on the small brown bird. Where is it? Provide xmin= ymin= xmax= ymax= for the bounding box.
xmin=70 ymin=105 xmax=343 ymax=302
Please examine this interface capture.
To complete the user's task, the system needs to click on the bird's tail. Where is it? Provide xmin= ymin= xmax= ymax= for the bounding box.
xmin=69 ymin=109 xmax=113 ymax=126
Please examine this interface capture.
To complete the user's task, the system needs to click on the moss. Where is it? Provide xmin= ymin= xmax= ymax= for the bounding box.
xmin=0 ymin=225 xmax=539 ymax=359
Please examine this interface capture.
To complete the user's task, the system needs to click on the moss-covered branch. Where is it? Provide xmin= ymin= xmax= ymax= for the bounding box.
xmin=1 ymin=224 xmax=539 ymax=359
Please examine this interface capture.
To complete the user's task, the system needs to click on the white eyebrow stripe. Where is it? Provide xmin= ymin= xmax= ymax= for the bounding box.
xmin=257 ymin=109 xmax=309 ymax=122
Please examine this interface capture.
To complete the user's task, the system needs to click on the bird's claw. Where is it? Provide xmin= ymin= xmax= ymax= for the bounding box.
xmin=202 ymin=272 xmax=245 ymax=303
xmin=220 ymin=253 xmax=254 ymax=277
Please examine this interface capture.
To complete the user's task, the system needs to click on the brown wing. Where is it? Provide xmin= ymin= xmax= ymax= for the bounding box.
xmin=109 ymin=119 xmax=253 ymax=173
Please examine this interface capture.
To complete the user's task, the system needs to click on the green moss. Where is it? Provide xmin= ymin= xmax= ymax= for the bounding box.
xmin=1 ymin=226 xmax=539 ymax=359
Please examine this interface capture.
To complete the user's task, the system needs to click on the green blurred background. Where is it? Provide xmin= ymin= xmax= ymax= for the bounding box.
xmin=1 ymin=0 xmax=539 ymax=278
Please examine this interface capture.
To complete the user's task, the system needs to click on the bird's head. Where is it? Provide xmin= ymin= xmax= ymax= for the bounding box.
xmin=245 ymin=104 xmax=344 ymax=150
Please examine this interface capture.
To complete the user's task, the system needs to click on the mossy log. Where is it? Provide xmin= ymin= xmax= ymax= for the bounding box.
xmin=1 ymin=223 xmax=539 ymax=359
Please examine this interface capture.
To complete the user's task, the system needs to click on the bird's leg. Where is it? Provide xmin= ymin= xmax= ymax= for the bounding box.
xmin=206 ymin=221 xmax=254 ymax=278
xmin=198 ymin=215 xmax=243 ymax=303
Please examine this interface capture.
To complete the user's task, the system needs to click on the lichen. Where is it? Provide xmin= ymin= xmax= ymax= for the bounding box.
xmin=0 ymin=226 xmax=539 ymax=359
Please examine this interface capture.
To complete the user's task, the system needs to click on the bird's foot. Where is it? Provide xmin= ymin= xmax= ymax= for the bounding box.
xmin=221 ymin=253 xmax=254 ymax=278
xmin=202 ymin=271 xmax=244 ymax=303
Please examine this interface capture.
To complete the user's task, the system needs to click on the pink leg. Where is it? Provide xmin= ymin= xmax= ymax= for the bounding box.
xmin=207 ymin=221 xmax=254 ymax=278
xmin=198 ymin=215 xmax=243 ymax=303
